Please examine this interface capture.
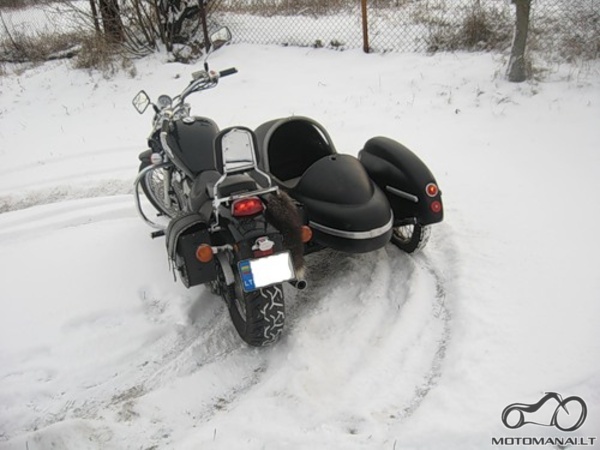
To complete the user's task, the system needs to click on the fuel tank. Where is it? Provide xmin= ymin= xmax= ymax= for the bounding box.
xmin=291 ymin=154 xmax=393 ymax=253
xmin=165 ymin=116 xmax=219 ymax=176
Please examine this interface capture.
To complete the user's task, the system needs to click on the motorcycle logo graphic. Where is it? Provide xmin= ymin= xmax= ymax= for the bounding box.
xmin=502 ymin=392 xmax=587 ymax=432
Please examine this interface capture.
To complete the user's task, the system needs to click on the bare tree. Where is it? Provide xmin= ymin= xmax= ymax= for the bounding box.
xmin=118 ymin=0 xmax=207 ymax=57
xmin=159 ymin=0 xmax=200 ymax=51
xmin=97 ymin=0 xmax=124 ymax=42
xmin=89 ymin=0 xmax=101 ymax=34
xmin=507 ymin=0 xmax=531 ymax=82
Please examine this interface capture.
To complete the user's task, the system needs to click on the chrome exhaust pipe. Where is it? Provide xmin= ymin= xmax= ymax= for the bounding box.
xmin=289 ymin=279 xmax=307 ymax=290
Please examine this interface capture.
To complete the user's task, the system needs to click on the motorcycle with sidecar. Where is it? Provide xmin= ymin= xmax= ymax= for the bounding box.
xmin=131 ymin=27 xmax=443 ymax=346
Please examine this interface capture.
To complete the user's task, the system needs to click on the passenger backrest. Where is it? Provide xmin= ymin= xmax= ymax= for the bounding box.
xmin=266 ymin=120 xmax=335 ymax=182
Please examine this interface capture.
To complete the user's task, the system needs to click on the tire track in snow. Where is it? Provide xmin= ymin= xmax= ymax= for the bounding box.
xmin=0 ymin=146 xmax=136 ymax=178
xmin=113 ymin=234 xmax=456 ymax=441
xmin=0 ymin=146 xmax=138 ymax=213
xmin=0 ymin=193 xmax=457 ymax=448
xmin=0 ymin=195 xmax=205 ymax=441
xmin=0 ymin=193 xmax=262 ymax=444
xmin=177 ymin=235 xmax=455 ymax=442
xmin=0 ymin=179 xmax=134 ymax=214
xmin=395 ymin=250 xmax=452 ymax=422
xmin=0 ymin=194 xmax=135 ymax=242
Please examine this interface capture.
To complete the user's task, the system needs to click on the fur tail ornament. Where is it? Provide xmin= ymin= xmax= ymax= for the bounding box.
xmin=264 ymin=190 xmax=305 ymax=279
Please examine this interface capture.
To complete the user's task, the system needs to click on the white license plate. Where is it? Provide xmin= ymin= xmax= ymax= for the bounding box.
xmin=238 ymin=252 xmax=295 ymax=292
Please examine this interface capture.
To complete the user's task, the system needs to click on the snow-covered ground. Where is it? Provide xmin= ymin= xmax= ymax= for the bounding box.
xmin=0 ymin=45 xmax=599 ymax=449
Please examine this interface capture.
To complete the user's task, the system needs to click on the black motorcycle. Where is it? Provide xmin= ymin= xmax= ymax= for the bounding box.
xmin=132 ymin=27 xmax=443 ymax=346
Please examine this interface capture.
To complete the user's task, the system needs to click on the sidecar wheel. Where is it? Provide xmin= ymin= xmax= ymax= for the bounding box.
xmin=225 ymin=281 xmax=285 ymax=347
xmin=391 ymin=223 xmax=431 ymax=253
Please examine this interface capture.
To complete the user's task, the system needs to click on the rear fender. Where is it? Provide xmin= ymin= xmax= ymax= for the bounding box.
xmin=359 ymin=137 xmax=443 ymax=225
xmin=224 ymin=216 xmax=281 ymax=249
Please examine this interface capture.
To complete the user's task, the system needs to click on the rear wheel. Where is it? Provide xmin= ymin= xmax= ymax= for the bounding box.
xmin=138 ymin=162 xmax=183 ymax=218
xmin=390 ymin=223 xmax=431 ymax=253
xmin=220 ymin=268 xmax=285 ymax=347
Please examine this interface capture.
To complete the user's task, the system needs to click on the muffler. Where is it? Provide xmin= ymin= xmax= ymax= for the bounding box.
xmin=288 ymin=279 xmax=307 ymax=290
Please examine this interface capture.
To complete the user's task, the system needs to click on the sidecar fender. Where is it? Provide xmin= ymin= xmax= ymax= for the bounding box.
xmin=359 ymin=137 xmax=443 ymax=226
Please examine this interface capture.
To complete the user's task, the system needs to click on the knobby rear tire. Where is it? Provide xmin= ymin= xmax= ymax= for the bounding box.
xmin=227 ymin=283 xmax=285 ymax=347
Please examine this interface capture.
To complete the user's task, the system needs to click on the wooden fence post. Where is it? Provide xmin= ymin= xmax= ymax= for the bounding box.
xmin=361 ymin=0 xmax=369 ymax=53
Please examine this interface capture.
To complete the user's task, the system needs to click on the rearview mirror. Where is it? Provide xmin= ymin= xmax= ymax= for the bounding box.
xmin=210 ymin=26 xmax=232 ymax=50
xmin=132 ymin=90 xmax=151 ymax=114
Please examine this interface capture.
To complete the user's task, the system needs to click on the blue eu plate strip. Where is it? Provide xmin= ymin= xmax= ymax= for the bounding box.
xmin=238 ymin=260 xmax=256 ymax=292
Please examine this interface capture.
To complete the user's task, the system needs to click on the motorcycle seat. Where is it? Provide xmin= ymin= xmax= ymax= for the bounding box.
xmin=189 ymin=170 xmax=220 ymax=214
xmin=190 ymin=171 xmax=262 ymax=216
xmin=217 ymin=174 xmax=259 ymax=197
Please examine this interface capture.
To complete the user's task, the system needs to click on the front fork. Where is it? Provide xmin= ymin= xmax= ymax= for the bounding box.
xmin=163 ymin=169 xmax=172 ymax=208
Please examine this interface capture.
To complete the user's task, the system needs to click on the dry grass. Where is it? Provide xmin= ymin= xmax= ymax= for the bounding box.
xmin=529 ymin=9 xmax=600 ymax=61
xmin=73 ymin=33 xmax=137 ymax=77
xmin=215 ymin=0 xmax=354 ymax=16
xmin=425 ymin=6 xmax=513 ymax=53
xmin=0 ymin=29 xmax=81 ymax=62
xmin=72 ymin=33 xmax=115 ymax=70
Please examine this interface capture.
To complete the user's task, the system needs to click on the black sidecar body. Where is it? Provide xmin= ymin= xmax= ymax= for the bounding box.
xmin=254 ymin=117 xmax=443 ymax=254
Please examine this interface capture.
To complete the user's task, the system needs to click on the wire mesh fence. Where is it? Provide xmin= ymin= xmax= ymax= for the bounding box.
xmin=209 ymin=0 xmax=599 ymax=59
xmin=0 ymin=1 xmax=84 ymax=39
xmin=1 ymin=0 xmax=599 ymax=62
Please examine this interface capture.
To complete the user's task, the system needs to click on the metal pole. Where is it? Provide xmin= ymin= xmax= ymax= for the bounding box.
xmin=361 ymin=0 xmax=369 ymax=53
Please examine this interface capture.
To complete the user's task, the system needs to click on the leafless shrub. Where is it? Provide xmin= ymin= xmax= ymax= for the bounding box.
xmin=529 ymin=7 xmax=600 ymax=61
xmin=0 ymin=29 xmax=82 ymax=62
xmin=72 ymin=31 xmax=115 ymax=70
xmin=425 ymin=5 xmax=512 ymax=53
xmin=72 ymin=31 xmax=136 ymax=77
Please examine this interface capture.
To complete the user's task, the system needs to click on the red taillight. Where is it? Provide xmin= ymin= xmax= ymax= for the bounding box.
xmin=232 ymin=197 xmax=264 ymax=217
xmin=426 ymin=183 xmax=439 ymax=197
xmin=430 ymin=200 xmax=442 ymax=213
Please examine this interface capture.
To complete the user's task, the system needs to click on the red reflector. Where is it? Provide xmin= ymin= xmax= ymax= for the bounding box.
xmin=232 ymin=197 xmax=264 ymax=217
xmin=426 ymin=183 xmax=439 ymax=197
xmin=430 ymin=200 xmax=442 ymax=213
xmin=301 ymin=225 xmax=313 ymax=243
xmin=195 ymin=244 xmax=214 ymax=263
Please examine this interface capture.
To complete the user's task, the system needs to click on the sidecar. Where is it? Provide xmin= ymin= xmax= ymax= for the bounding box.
xmin=254 ymin=117 xmax=443 ymax=254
